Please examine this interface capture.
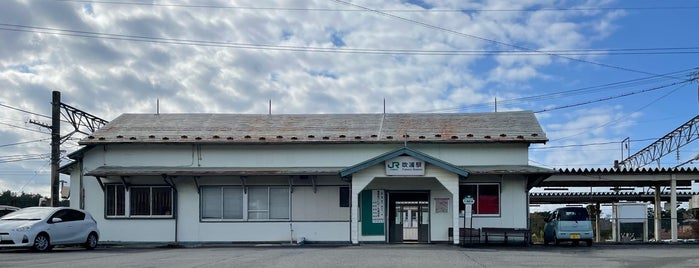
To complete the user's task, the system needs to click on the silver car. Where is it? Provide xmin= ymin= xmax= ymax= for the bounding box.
xmin=543 ymin=207 xmax=593 ymax=246
xmin=0 ymin=207 xmax=99 ymax=251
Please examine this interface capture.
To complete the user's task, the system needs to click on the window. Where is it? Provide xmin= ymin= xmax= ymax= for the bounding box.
xmin=202 ymin=186 xmax=244 ymax=220
xmin=459 ymin=184 xmax=500 ymax=215
xmin=339 ymin=186 xmax=350 ymax=207
xmin=105 ymin=184 xmax=173 ymax=218
xmin=200 ymin=186 xmax=290 ymax=221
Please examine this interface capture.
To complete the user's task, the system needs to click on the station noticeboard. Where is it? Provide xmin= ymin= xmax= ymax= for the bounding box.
xmin=361 ymin=190 xmax=385 ymax=235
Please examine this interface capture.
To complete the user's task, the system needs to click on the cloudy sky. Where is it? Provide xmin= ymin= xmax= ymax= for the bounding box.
xmin=1 ymin=0 xmax=698 ymax=197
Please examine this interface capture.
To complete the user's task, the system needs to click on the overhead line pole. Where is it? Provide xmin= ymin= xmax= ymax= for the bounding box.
xmin=50 ymin=91 xmax=60 ymax=207
xmin=30 ymin=91 xmax=108 ymax=207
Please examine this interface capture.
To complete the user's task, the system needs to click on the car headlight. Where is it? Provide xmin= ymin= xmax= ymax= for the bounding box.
xmin=14 ymin=225 xmax=32 ymax=232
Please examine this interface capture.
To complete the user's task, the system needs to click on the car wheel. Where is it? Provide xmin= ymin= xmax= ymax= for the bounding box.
xmin=33 ymin=233 xmax=52 ymax=252
xmin=585 ymin=240 xmax=593 ymax=247
xmin=84 ymin=232 xmax=98 ymax=250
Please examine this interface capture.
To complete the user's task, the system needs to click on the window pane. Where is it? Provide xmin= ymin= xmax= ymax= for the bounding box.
xmin=223 ymin=187 xmax=243 ymax=219
xmin=269 ymin=188 xmax=289 ymax=219
xmin=130 ymin=188 xmax=151 ymax=216
xmin=248 ymin=187 xmax=269 ymax=219
xmin=106 ymin=185 xmax=125 ymax=216
xmin=116 ymin=185 xmax=126 ymax=215
xmin=152 ymin=187 xmax=172 ymax=215
xmin=106 ymin=185 xmax=116 ymax=216
xmin=478 ymin=185 xmax=499 ymax=214
xmin=339 ymin=187 xmax=350 ymax=207
xmin=201 ymin=187 xmax=222 ymax=219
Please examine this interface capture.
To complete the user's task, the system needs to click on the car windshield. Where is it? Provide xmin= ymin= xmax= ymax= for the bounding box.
xmin=0 ymin=207 xmax=54 ymax=220
xmin=559 ymin=208 xmax=589 ymax=221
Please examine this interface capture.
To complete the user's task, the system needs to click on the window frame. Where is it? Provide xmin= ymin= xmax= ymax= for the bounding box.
xmin=200 ymin=185 xmax=291 ymax=222
xmin=104 ymin=184 xmax=174 ymax=219
xmin=459 ymin=183 xmax=501 ymax=217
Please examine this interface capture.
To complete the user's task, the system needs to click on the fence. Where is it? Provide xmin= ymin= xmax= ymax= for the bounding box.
xmin=530 ymin=215 xmax=699 ymax=244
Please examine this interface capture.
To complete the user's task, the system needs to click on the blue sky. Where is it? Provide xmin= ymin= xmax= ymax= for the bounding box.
xmin=0 ymin=0 xmax=698 ymax=197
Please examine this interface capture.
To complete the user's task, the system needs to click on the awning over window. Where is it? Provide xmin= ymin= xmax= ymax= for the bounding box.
xmin=85 ymin=166 xmax=342 ymax=177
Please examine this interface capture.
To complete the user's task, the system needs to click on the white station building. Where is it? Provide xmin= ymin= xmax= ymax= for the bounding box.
xmin=61 ymin=111 xmax=555 ymax=244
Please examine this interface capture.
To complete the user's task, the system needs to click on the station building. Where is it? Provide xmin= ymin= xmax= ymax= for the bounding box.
xmin=61 ymin=111 xmax=555 ymax=244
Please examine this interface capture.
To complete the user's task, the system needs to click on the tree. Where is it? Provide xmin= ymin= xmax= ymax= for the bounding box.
xmin=0 ymin=190 xmax=69 ymax=207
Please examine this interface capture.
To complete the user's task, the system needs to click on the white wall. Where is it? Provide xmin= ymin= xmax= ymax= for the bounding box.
xmin=75 ymin=142 xmax=530 ymax=243
xmin=86 ymin=143 xmax=529 ymax=170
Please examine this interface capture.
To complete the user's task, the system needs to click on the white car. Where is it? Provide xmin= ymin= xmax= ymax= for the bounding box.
xmin=0 ymin=207 xmax=99 ymax=251
xmin=0 ymin=205 xmax=19 ymax=217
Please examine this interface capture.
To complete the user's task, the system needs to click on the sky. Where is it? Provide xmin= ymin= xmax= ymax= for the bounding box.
xmin=1 ymin=0 xmax=699 ymax=201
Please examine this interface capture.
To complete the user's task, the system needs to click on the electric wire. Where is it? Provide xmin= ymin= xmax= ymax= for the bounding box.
xmin=54 ymin=0 xmax=699 ymax=12
xmin=1 ymin=23 xmax=697 ymax=57
xmin=533 ymin=78 xmax=694 ymax=113
xmin=331 ymin=0 xmax=682 ymax=80
xmin=0 ymin=121 xmax=49 ymax=135
xmin=0 ymin=103 xmax=51 ymax=119
xmin=0 ymin=138 xmax=50 ymax=148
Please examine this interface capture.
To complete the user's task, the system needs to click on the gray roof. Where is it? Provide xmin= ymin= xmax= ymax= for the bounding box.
xmin=80 ymin=111 xmax=547 ymax=145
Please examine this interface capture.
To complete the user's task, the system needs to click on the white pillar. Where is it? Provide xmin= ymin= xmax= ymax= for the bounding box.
xmin=670 ymin=174 xmax=678 ymax=242
xmin=351 ymin=186 xmax=360 ymax=244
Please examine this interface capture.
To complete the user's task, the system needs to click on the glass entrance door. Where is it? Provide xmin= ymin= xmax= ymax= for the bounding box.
xmin=387 ymin=192 xmax=429 ymax=243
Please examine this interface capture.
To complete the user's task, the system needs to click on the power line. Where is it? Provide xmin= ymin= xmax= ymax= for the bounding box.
xmin=416 ymin=68 xmax=697 ymax=113
xmin=330 ymin=0 xmax=681 ymax=80
xmin=0 ymin=138 xmax=51 ymax=148
xmin=0 ymin=121 xmax=49 ymax=135
xmin=54 ymin=0 xmax=699 ymax=12
xmin=0 ymin=103 xmax=51 ymax=119
xmin=1 ymin=23 xmax=697 ymax=56
xmin=547 ymin=83 xmax=689 ymax=142
xmin=530 ymin=138 xmax=660 ymax=150
xmin=534 ymin=78 xmax=695 ymax=113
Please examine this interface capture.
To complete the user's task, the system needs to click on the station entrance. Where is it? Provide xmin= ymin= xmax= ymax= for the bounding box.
xmin=388 ymin=192 xmax=429 ymax=243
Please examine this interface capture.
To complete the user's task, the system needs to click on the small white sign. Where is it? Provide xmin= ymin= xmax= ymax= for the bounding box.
xmin=385 ymin=156 xmax=425 ymax=176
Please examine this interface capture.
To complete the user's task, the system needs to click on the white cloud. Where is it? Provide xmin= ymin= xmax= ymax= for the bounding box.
xmin=9 ymin=0 xmax=695 ymax=195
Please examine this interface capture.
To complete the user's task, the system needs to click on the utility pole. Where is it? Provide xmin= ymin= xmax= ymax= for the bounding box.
xmin=50 ymin=91 xmax=60 ymax=207
xmin=30 ymin=91 xmax=108 ymax=207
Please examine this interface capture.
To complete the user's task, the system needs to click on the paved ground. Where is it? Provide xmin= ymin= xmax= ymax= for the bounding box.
xmin=1 ymin=243 xmax=699 ymax=268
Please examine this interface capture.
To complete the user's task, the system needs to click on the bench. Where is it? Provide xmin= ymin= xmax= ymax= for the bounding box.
xmin=481 ymin=227 xmax=530 ymax=245
xmin=448 ymin=227 xmax=481 ymax=245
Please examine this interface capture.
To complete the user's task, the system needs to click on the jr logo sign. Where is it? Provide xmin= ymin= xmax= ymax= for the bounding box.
xmin=387 ymin=162 xmax=400 ymax=169
xmin=385 ymin=156 xmax=425 ymax=176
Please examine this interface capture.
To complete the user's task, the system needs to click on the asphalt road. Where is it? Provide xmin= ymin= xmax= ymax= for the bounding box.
xmin=1 ymin=244 xmax=698 ymax=268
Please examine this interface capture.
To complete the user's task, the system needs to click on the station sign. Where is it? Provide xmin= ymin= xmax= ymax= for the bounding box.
xmin=385 ymin=156 xmax=425 ymax=176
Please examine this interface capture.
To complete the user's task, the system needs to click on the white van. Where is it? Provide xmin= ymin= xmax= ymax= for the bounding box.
xmin=543 ymin=207 xmax=593 ymax=246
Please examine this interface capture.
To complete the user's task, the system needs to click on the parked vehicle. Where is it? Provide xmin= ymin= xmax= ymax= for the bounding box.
xmin=0 ymin=206 xmax=99 ymax=251
xmin=543 ymin=207 xmax=593 ymax=246
xmin=0 ymin=205 xmax=19 ymax=217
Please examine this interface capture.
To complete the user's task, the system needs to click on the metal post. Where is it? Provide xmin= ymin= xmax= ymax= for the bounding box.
xmin=654 ymin=185 xmax=661 ymax=242
xmin=670 ymin=174 xmax=678 ymax=242
xmin=595 ymin=203 xmax=601 ymax=242
xmin=50 ymin=91 xmax=61 ymax=207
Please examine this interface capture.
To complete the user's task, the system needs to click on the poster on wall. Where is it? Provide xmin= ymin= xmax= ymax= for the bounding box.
xmin=434 ymin=198 xmax=449 ymax=213
xmin=371 ymin=190 xmax=385 ymax=223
